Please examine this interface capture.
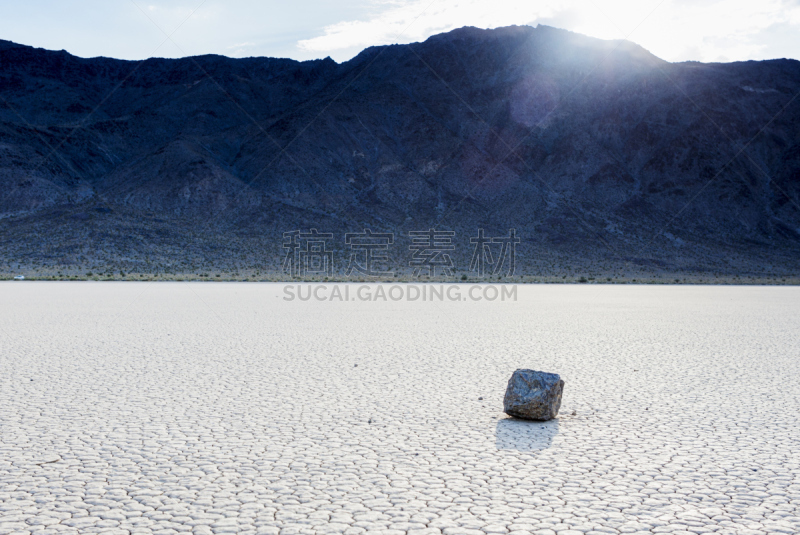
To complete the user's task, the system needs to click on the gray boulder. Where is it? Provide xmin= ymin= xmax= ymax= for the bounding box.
xmin=503 ymin=369 xmax=564 ymax=420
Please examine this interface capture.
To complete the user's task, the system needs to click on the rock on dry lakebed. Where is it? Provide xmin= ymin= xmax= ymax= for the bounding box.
xmin=503 ymin=369 xmax=565 ymax=420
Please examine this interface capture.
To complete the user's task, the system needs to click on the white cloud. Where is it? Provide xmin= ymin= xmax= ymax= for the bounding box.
xmin=297 ymin=0 xmax=560 ymax=55
xmin=635 ymin=0 xmax=798 ymax=62
xmin=228 ymin=42 xmax=255 ymax=49
xmin=296 ymin=0 xmax=800 ymax=62
xmin=1 ymin=0 xmax=797 ymax=63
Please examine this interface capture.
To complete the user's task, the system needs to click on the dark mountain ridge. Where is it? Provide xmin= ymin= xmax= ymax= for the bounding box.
xmin=1 ymin=25 xmax=798 ymax=280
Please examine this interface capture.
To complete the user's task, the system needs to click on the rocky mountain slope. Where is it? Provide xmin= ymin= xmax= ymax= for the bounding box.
xmin=1 ymin=25 xmax=798 ymax=280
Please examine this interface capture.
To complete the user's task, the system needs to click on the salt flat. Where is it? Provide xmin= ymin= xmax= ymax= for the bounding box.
xmin=1 ymin=282 xmax=799 ymax=535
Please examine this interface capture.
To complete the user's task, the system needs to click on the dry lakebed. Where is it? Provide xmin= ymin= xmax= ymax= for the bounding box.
xmin=1 ymin=282 xmax=798 ymax=535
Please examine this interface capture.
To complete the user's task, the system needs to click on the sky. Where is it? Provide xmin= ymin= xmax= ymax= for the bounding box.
xmin=0 ymin=0 xmax=798 ymax=64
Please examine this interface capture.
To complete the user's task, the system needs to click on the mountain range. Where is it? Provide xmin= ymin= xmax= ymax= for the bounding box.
xmin=1 ymin=25 xmax=798 ymax=281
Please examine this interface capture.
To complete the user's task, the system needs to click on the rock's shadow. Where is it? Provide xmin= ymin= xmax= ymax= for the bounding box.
xmin=495 ymin=417 xmax=559 ymax=451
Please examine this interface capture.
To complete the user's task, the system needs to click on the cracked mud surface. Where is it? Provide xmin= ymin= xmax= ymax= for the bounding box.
xmin=1 ymin=283 xmax=799 ymax=535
